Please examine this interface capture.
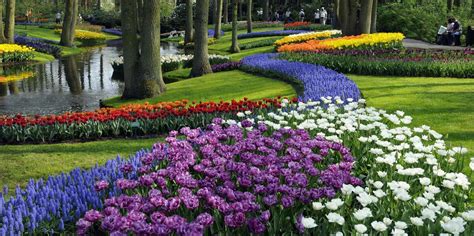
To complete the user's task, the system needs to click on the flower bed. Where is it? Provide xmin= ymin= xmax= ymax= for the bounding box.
xmin=274 ymin=30 xmax=342 ymax=47
xmin=230 ymin=98 xmax=474 ymax=235
xmin=237 ymin=30 xmax=309 ymax=39
xmin=2 ymin=98 xmax=471 ymax=235
xmin=239 ymin=38 xmax=276 ymax=50
xmin=0 ymin=98 xmax=287 ymax=144
xmin=112 ymin=54 xmax=231 ymax=74
xmin=54 ymin=29 xmax=107 ymax=45
xmin=211 ymin=61 xmax=242 ymax=72
xmin=0 ymin=44 xmax=35 ymax=63
xmin=280 ymin=49 xmax=474 ymax=78
xmin=102 ymin=28 xmax=122 ymax=36
xmin=278 ymin=32 xmax=405 ymax=52
xmin=284 ymin=22 xmax=333 ymax=31
xmin=241 ymin=53 xmax=361 ymax=102
xmin=207 ymin=29 xmax=225 ymax=38
xmin=77 ymin=121 xmax=360 ymax=235
xmin=14 ymin=35 xmax=62 ymax=58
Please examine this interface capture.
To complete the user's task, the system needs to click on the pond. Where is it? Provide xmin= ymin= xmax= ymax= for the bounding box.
xmin=0 ymin=41 xmax=180 ymax=115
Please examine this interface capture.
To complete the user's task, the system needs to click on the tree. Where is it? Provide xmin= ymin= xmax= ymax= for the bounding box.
xmin=121 ymin=0 xmax=166 ymax=99
xmin=214 ymin=0 xmax=224 ymax=39
xmin=247 ymin=0 xmax=252 ymax=33
xmin=5 ymin=0 xmax=15 ymax=43
xmin=223 ymin=0 xmax=229 ymax=23
xmin=0 ymin=1 xmax=8 ymax=43
xmin=184 ymin=0 xmax=193 ymax=45
xmin=263 ymin=0 xmax=269 ymax=21
xmin=60 ymin=0 xmax=79 ymax=47
xmin=370 ymin=0 xmax=378 ymax=33
xmin=230 ymin=0 xmax=240 ymax=52
xmin=190 ymin=0 xmax=213 ymax=77
xmin=360 ymin=0 xmax=373 ymax=34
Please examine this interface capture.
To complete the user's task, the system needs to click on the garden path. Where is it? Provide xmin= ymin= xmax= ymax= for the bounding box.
xmin=403 ymin=38 xmax=467 ymax=50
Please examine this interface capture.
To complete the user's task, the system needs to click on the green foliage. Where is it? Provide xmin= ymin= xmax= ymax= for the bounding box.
xmin=83 ymin=9 xmax=121 ymax=28
xmin=378 ymin=1 xmax=473 ymax=42
xmin=239 ymin=38 xmax=277 ymax=50
xmin=281 ymin=51 xmax=474 ymax=78
xmin=104 ymin=70 xmax=296 ymax=107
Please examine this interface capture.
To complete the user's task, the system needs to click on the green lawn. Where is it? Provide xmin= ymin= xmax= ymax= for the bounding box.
xmin=0 ymin=138 xmax=159 ymax=192
xmin=15 ymin=25 xmax=119 ymax=58
xmin=350 ymin=75 xmax=474 ymax=177
xmin=104 ymin=70 xmax=297 ymax=107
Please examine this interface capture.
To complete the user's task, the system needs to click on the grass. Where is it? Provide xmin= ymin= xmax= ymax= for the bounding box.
xmin=31 ymin=51 xmax=55 ymax=63
xmin=15 ymin=25 xmax=119 ymax=58
xmin=0 ymin=137 xmax=160 ymax=192
xmin=349 ymin=75 xmax=474 ymax=182
xmin=104 ymin=70 xmax=296 ymax=107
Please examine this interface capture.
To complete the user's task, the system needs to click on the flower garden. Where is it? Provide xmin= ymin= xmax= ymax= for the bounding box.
xmin=1 ymin=13 xmax=474 ymax=236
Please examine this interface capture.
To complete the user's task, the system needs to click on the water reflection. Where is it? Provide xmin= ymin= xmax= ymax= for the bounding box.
xmin=0 ymin=42 xmax=179 ymax=115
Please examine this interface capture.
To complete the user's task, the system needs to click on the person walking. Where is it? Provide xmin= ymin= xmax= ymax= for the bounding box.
xmin=320 ymin=7 xmax=327 ymax=25
xmin=55 ymin=12 xmax=62 ymax=24
xmin=299 ymin=9 xmax=305 ymax=22
xmin=314 ymin=9 xmax=320 ymax=24
xmin=285 ymin=9 xmax=292 ymax=23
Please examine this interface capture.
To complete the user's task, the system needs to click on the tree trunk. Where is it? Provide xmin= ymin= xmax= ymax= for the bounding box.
xmin=121 ymin=0 xmax=140 ymax=98
xmin=263 ymin=0 xmax=269 ymax=21
xmin=185 ymin=0 xmax=194 ymax=45
xmin=348 ymin=0 xmax=359 ymax=35
xmin=239 ymin=0 xmax=243 ymax=20
xmin=360 ymin=0 xmax=373 ymax=34
xmin=191 ymin=0 xmax=213 ymax=77
xmin=137 ymin=0 xmax=165 ymax=98
xmin=223 ymin=0 xmax=229 ymax=23
xmin=0 ymin=1 xmax=7 ymax=43
xmin=60 ymin=0 xmax=78 ymax=47
xmin=339 ymin=0 xmax=350 ymax=35
xmin=247 ymin=0 xmax=252 ymax=33
xmin=334 ymin=0 xmax=340 ymax=28
xmin=230 ymin=0 xmax=240 ymax=52
xmin=5 ymin=0 xmax=16 ymax=44
xmin=370 ymin=0 xmax=377 ymax=33
xmin=214 ymin=0 xmax=224 ymax=38
xmin=64 ymin=57 xmax=81 ymax=95
xmin=137 ymin=0 xmax=144 ymax=33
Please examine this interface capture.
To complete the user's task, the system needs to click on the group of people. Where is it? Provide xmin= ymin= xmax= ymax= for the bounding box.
xmin=437 ymin=17 xmax=463 ymax=46
xmin=274 ymin=7 xmax=328 ymax=25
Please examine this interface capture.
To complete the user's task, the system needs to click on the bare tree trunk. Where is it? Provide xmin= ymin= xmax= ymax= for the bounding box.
xmin=339 ymin=0 xmax=350 ymax=35
xmin=215 ymin=0 xmax=224 ymax=38
xmin=370 ymin=0 xmax=377 ymax=33
xmin=334 ymin=0 xmax=341 ymax=28
xmin=263 ymin=0 xmax=269 ymax=21
xmin=239 ymin=0 xmax=243 ymax=20
xmin=185 ymin=0 xmax=194 ymax=45
xmin=5 ymin=0 xmax=16 ymax=43
xmin=348 ymin=0 xmax=359 ymax=35
xmin=191 ymin=0 xmax=213 ymax=77
xmin=137 ymin=0 xmax=144 ymax=33
xmin=247 ymin=0 xmax=252 ymax=33
xmin=230 ymin=0 xmax=240 ymax=52
xmin=60 ymin=0 xmax=78 ymax=47
xmin=138 ymin=0 xmax=165 ymax=97
xmin=121 ymin=0 xmax=140 ymax=98
xmin=0 ymin=1 xmax=8 ymax=43
xmin=223 ymin=0 xmax=229 ymax=23
xmin=360 ymin=0 xmax=373 ymax=34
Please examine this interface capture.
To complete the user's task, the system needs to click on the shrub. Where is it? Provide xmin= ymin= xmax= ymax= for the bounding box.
xmin=280 ymin=49 xmax=474 ymax=78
